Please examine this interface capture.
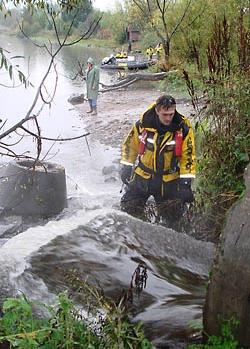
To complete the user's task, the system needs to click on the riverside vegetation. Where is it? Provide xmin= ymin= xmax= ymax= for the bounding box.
xmin=0 ymin=272 xmax=152 ymax=349
xmin=184 ymin=13 xmax=249 ymax=242
xmin=0 ymin=279 xmax=243 ymax=349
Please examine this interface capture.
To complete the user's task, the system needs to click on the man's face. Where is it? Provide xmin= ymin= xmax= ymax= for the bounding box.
xmin=155 ymin=105 xmax=176 ymax=125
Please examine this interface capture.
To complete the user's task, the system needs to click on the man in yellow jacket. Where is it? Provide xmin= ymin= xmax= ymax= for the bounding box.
xmin=120 ymin=95 xmax=196 ymax=224
xmin=146 ymin=45 xmax=154 ymax=60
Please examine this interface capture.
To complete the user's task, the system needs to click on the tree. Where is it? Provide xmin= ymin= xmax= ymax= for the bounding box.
xmin=175 ymin=0 xmax=250 ymax=71
xmin=100 ymin=5 xmax=128 ymax=45
xmin=128 ymin=0 xmax=203 ymax=68
xmin=0 ymin=0 xmax=102 ymax=163
xmin=61 ymin=0 xmax=93 ymax=29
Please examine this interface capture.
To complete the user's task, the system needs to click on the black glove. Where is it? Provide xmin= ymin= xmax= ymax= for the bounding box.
xmin=178 ymin=178 xmax=194 ymax=203
xmin=120 ymin=165 xmax=132 ymax=184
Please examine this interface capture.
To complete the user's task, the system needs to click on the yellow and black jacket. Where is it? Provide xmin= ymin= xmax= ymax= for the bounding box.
xmin=121 ymin=104 xmax=196 ymax=183
xmin=146 ymin=47 xmax=154 ymax=57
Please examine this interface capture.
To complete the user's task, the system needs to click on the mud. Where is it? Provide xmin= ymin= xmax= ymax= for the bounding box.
xmin=75 ymin=87 xmax=194 ymax=147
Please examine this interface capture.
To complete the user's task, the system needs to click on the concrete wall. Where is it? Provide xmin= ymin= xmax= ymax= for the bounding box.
xmin=0 ymin=161 xmax=67 ymax=217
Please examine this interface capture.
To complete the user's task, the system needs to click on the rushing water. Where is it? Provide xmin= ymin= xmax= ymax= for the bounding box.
xmin=0 ymin=33 xmax=215 ymax=348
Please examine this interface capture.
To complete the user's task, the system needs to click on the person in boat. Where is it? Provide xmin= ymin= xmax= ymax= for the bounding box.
xmin=120 ymin=95 xmax=196 ymax=225
xmin=103 ymin=54 xmax=117 ymax=65
xmin=116 ymin=50 xmax=128 ymax=59
xmin=155 ymin=42 xmax=163 ymax=59
xmin=146 ymin=45 xmax=154 ymax=60
xmin=86 ymin=57 xmax=100 ymax=115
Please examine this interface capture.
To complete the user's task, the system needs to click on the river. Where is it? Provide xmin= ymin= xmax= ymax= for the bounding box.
xmin=0 ymin=33 xmax=214 ymax=348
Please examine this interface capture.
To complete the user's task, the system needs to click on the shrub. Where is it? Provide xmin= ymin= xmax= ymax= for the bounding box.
xmin=0 ymin=290 xmax=152 ymax=349
xmin=188 ymin=318 xmax=240 ymax=349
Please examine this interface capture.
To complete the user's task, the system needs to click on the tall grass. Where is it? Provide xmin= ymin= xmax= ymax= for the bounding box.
xmin=183 ymin=13 xmax=250 ymax=241
xmin=0 ymin=280 xmax=152 ymax=349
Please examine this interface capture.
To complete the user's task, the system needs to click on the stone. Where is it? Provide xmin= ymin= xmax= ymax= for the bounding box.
xmin=68 ymin=93 xmax=85 ymax=105
xmin=0 ymin=215 xmax=23 ymax=238
xmin=204 ymin=164 xmax=250 ymax=346
xmin=102 ymin=165 xmax=117 ymax=176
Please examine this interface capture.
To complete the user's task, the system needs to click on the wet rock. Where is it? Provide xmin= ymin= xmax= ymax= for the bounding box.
xmin=0 ymin=215 xmax=23 ymax=238
xmin=0 ymin=239 xmax=8 ymax=247
xmin=102 ymin=165 xmax=119 ymax=183
xmin=104 ymin=177 xmax=117 ymax=183
xmin=68 ymin=93 xmax=85 ymax=105
xmin=204 ymin=164 xmax=250 ymax=346
xmin=102 ymin=165 xmax=117 ymax=176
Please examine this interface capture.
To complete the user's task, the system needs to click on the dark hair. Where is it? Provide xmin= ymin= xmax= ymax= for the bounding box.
xmin=155 ymin=95 xmax=176 ymax=109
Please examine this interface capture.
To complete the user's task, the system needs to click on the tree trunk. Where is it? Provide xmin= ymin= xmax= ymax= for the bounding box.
xmin=100 ymin=72 xmax=168 ymax=92
xmin=162 ymin=40 xmax=170 ymax=68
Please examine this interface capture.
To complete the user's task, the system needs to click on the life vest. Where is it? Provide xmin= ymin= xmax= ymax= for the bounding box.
xmin=121 ymin=107 xmax=196 ymax=182
xmin=146 ymin=47 xmax=154 ymax=56
xmin=138 ymin=130 xmax=147 ymax=155
xmin=174 ymin=130 xmax=183 ymax=157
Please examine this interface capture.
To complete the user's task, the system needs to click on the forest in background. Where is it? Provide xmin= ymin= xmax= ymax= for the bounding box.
xmin=0 ymin=0 xmax=249 ymax=66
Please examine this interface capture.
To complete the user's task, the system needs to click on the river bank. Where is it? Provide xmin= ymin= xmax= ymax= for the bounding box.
xmin=75 ymin=86 xmax=194 ymax=147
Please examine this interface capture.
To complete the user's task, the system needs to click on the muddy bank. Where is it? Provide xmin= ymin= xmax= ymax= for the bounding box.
xmin=75 ymin=88 xmax=194 ymax=147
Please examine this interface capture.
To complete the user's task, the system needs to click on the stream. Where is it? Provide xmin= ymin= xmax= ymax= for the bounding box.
xmin=0 ymin=33 xmax=215 ymax=348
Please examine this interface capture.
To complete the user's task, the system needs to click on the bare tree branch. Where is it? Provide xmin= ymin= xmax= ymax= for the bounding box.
xmin=132 ymin=0 xmax=145 ymax=13
xmin=100 ymin=71 xmax=168 ymax=92
xmin=101 ymin=78 xmax=138 ymax=92
xmin=64 ymin=16 xmax=103 ymax=46
xmin=0 ymin=120 xmax=7 ymax=132
xmin=181 ymin=3 xmax=206 ymax=31
xmin=170 ymin=0 xmax=192 ymax=39
xmin=0 ymin=2 xmax=100 ymax=162
xmin=20 ymin=127 xmax=90 ymax=142
xmin=1 ymin=134 xmax=25 ymax=147
xmin=132 ymin=0 xmax=195 ymax=65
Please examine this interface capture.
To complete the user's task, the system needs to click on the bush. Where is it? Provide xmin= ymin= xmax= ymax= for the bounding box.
xmin=0 ymin=291 xmax=152 ymax=349
xmin=195 ymin=75 xmax=249 ymax=233
xmin=188 ymin=318 xmax=240 ymax=349
xmin=183 ymin=12 xmax=250 ymax=241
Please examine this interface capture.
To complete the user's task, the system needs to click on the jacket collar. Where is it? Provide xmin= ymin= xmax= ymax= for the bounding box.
xmin=141 ymin=105 xmax=184 ymax=133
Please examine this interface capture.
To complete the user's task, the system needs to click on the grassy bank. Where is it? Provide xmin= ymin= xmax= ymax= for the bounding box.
xmin=0 ymin=286 xmax=152 ymax=348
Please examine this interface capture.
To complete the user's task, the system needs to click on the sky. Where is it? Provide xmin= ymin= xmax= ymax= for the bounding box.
xmin=93 ymin=0 xmax=121 ymax=11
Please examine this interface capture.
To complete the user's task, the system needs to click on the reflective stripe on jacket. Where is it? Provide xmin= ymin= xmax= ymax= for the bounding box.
xmin=121 ymin=104 xmax=196 ymax=183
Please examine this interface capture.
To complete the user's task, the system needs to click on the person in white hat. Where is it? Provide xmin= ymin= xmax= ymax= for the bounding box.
xmin=86 ymin=57 xmax=100 ymax=115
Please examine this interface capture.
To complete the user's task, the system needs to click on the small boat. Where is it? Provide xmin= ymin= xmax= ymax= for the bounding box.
xmin=101 ymin=60 xmax=150 ymax=70
xmin=127 ymin=61 xmax=150 ymax=70
xmin=101 ymin=54 xmax=151 ymax=70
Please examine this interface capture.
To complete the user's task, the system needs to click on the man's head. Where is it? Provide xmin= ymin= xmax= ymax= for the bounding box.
xmin=155 ymin=95 xmax=176 ymax=126
xmin=87 ymin=57 xmax=94 ymax=66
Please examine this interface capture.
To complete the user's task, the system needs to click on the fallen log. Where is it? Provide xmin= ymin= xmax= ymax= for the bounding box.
xmin=100 ymin=71 xmax=173 ymax=93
